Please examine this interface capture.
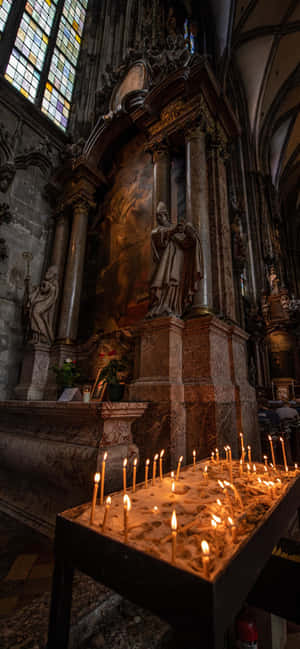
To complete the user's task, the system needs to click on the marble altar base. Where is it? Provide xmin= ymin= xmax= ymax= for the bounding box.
xmin=129 ymin=315 xmax=260 ymax=467
xmin=0 ymin=401 xmax=147 ymax=535
xmin=14 ymin=342 xmax=51 ymax=401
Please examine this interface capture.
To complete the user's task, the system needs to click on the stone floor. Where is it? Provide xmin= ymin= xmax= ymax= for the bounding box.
xmin=0 ymin=512 xmax=299 ymax=649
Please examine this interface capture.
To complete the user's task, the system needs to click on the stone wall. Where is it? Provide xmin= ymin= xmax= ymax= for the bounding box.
xmin=0 ymin=82 xmax=65 ymax=399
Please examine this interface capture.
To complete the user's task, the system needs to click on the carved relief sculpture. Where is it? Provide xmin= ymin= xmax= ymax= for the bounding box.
xmin=147 ymin=202 xmax=203 ymax=319
xmin=26 ymin=266 xmax=59 ymax=343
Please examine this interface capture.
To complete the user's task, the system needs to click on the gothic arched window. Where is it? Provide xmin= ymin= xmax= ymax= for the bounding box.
xmin=0 ymin=0 xmax=88 ymax=131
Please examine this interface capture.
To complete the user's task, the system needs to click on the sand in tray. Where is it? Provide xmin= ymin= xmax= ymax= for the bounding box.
xmin=77 ymin=460 xmax=296 ymax=581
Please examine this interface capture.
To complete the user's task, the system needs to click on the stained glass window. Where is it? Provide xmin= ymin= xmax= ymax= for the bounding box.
xmin=42 ymin=0 xmax=88 ymax=130
xmin=0 ymin=0 xmax=13 ymax=34
xmin=3 ymin=0 xmax=88 ymax=129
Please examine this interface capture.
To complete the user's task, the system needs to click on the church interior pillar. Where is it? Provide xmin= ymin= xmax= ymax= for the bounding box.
xmin=50 ymin=208 xmax=69 ymax=287
xmin=152 ymin=142 xmax=170 ymax=223
xmin=185 ymin=124 xmax=213 ymax=314
xmin=58 ymin=199 xmax=89 ymax=343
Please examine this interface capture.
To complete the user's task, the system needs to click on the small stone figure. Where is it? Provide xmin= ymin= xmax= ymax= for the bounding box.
xmin=268 ymin=264 xmax=280 ymax=296
xmin=147 ymin=202 xmax=203 ymax=319
xmin=26 ymin=266 xmax=59 ymax=343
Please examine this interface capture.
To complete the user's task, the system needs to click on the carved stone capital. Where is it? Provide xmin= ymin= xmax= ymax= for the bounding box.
xmin=207 ymin=124 xmax=229 ymax=159
xmin=72 ymin=197 xmax=93 ymax=216
xmin=151 ymin=141 xmax=170 ymax=163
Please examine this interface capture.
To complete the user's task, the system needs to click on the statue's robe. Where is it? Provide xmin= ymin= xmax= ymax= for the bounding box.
xmin=147 ymin=222 xmax=203 ymax=318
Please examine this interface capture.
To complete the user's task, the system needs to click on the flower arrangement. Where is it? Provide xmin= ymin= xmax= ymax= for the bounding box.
xmin=98 ymin=350 xmax=128 ymax=385
xmin=51 ymin=358 xmax=80 ymax=389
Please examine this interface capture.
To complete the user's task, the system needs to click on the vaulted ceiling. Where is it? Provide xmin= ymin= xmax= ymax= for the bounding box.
xmin=210 ymin=0 xmax=300 ymax=199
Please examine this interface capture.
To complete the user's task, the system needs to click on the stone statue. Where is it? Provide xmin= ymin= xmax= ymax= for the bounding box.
xmin=268 ymin=264 xmax=280 ymax=296
xmin=147 ymin=202 xmax=203 ymax=319
xmin=27 ymin=266 xmax=59 ymax=343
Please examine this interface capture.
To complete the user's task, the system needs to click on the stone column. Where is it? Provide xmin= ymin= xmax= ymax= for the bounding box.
xmin=185 ymin=125 xmax=213 ymax=314
xmin=58 ymin=199 xmax=89 ymax=342
xmin=50 ymin=209 xmax=69 ymax=286
xmin=152 ymin=142 xmax=170 ymax=223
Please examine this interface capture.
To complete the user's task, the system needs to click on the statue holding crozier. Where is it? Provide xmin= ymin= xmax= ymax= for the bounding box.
xmin=147 ymin=202 xmax=203 ymax=319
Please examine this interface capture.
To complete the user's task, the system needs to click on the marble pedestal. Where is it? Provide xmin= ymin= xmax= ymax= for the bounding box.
xmin=0 ymin=401 xmax=147 ymax=535
xmin=129 ymin=315 xmax=259 ymax=467
xmin=15 ymin=342 xmax=51 ymax=401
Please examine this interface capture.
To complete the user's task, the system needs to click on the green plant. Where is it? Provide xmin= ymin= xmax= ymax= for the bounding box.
xmin=98 ymin=353 xmax=128 ymax=385
xmin=51 ymin=358 xmax=80 ymax=388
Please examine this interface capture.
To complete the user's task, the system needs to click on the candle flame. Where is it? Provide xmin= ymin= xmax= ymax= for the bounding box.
xmin=106 ymin=496 xmax=111 ymax=506
xmin=153 ymin=506 xmax=158 ymax=513
xmin=103 ymin=452 xmax=108 ymax=461
xmin=154 ymin=453 xmax=159 ymax=461
xmin=146 ymin=459 xmax=150 ymax=466
xmin=224 ymin=480 xmax=230 ymax=486
xmin=171 ymin=510 xmax=177 ymax=531
xmin=240 ymin=459 xmax=242 ymax=465
xmin=201 ymin=540 xmax=210 ymax=556
xmin=171 ymin=471 xmax=174 ymax=478
xmin=263 ymin=455 xmax=267 ymax=459
xmin=123 ymin=458 xmax=127 ymax=468
xmin=228 ymin=516 xmax=234 ymax=526
xmin=295 ymin=464 xmax=298 ymax=470
xmin=253 ymin=464 xmax=256 ymax=472
xmin=264 ymin=466 xmax=268 ymax=473
xmin=94 ymin=472 xmax=100 ymax=483
xmin=212 ymin=514 xmax=221 ymax=524
xmin=193 ymin=449 xmax=196 ymax=457
xmin=257 ymin=477 xmax=262 ymax=483
xmin=211 ymin=519 xmax=217 ymax=529
xmin=160 ymin=449 xmax=165 ymax=458
xmin=247 ymin=463 xmax=250 ymax=471
xmin=268 ymin=435 xmax=272 ymax=441
xmin=217 ymin=498 xmax=222 ymax=506
xmin=248 ymin=445 xmax=251 ymax=450
xmin=179 ymin=455 xmax=183 ymax=463
xmin=204 ymin=465 xmax=208 ymax=473
xmin=218 ymin=480 xmax=224 ymax=489
xmin=133 ymin=457 xmax=138 ymax=466
xmin=279 ymin=436 xmax=283 ymax=442
xmin=215 ymin=448 xmax=218 ymax=453
xmin=123 ymin=494 xmax=131 ymax=511
xmin=171 ymin=481 xmax=175 ymax=492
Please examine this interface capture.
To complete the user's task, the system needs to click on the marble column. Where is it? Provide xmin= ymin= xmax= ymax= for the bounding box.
xmin=58 ymin=199 xmax=89 ymax=342
xmin=51 ymin=209 xmax=69 ymax=286
xmin=185 ymin=125 xmax=213 ymax=313
xmin=152 ymin=142 xmax=170 ymax=224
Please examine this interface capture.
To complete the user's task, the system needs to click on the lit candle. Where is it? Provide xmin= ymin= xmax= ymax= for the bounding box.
xmin=247 ymin=463 xmax=251 ymax=480
xmin=176 ymin=455 xmax=183 ymax=481
xmin=159 ymin=449 xmax=165 ymax=481
xmin=152 ymin=453 xmax=159 ymax=485
xmin=239 ymin=432 xmax=245 ymax=454
xmin=247 ymin=445 xmax=252 ymax=465
xmin=215 ymin=448 xmax=219 ymax=463
xmin=239 ymin=459 xmax=243 ymax=477
xmin=211 ymin=451 xmax=215 ymax=463
xmin=171 ymin=470 xmax=175 ymax=494
xmin=90 ymin=472 xmax=100 ymax=525
xmin=295 ymin=463 xmax=298 ymax=473
xmin=100 ymin=452 xmax=107 ymax=505
xmin=145 ymin=459 xmax=150 ymax=488
xmin=253 ymin=464 xmax=256 ymax=475
xmin=153 ymin=505 xmax=159 ymax=514
xmin=123 ymin=458 xmax=127 ymax=494
xmin=201 ymin=540 xmax=210 ymax=579
xmin=171 ymin=510 xmax=177 ymax=564
xmin=203 ymin=464 xmax=208 ymax=480
xmin=279 ymin=436 xmax=288 ymax=473
xmin=263 ymin=455 xmax=268 ymax=468
xmin=123 ymin=494 xmax=131 ymax=543
xmin=228 ymin=516 xmax=237 ymax=543
xmin=132 ymin=457 xmax=137 ymax=493
xmin=224 ymin=446 xmax=228 ymax=462
xmin=192 ymin=449 xmax=196 ymax=470
xmin=268 ymin=435 xmax=276 ymax=469
xmin=101 ymin=495 xmax=111 ymax=532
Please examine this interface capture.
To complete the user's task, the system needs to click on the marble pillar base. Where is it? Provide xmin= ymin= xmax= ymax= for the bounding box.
xmin=129 ymin=315 xmax=260 ymax=467
xmin=0 ymin=401 xmax=147 ymax=535
xmin=15 ymin=342 xmax=51 ymax=401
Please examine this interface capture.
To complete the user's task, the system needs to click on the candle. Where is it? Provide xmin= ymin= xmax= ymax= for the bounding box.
xmin=247 ymin=445 xmax=251 ymax=465
xmin=295 ymin=463 xmax=298 ymax=473
xmin=211 ymin=451 xmax=215 ymax=463
xmin=132 ymin=457 xmax=137 ymax=493
xmin=228 ymin=460 xmax=233 ymax=484
xmin=228 ymin=516 xmax=237 ymax=543
xmin=159 ymin=449 xmax=165 ymax=481
xmin=253 ymin=464 xmax=256 ymax=475
xmin=145 ymin=459 xmax=150 ymax=488
xmin=224 ymin=446 xmax=228 ymax=462
xmin=171 ymin=510 xmax=177 ymax=564
xmin=100 ymin=451 xmax=107 ymax=505
xmin=192 ymin=449 xmax=196 ymax=470
xmin=123 ymin=494 xmax=131 ymax=542
xmin=239 ymin=432 xmax=245 ymax=454
xmin=239 ymin=459 xmax=243 ymax=476
xmin=153 ymin=505 xmax=159 ymax=514
xmin=90 ymin=472 xmax=100 ymax=525
xmin=171 ymin=470 xmax=175 ymax=494
xmin=215 ymin=448 xmax=219 ymax=463
xmin=123 ymin=458 xmax=127 ymax=494
xmin=279 ymin=436 xmax=288 ymax=472
xmin=268 ymin=435 xmax=276 ymax=469
xmin=101 ymin=495 xmax=111 ymax=532
xmin=203 ymin=464 xmax=208 ymax=480
xmin=263 ymin=455 xmax=268 ymax=467
xmin=152 ymin=453 xmax=159 ymax=485
xmin=247 ymin=463 xmax=251 ymax=480
xmin=176 ymin=455 xmax=183 ymax=481
xmin=201 ymin=540 xmax=210 ymax=579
